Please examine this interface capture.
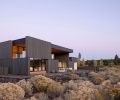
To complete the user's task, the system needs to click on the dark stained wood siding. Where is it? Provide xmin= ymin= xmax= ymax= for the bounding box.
xmin=26 ymin=36 xmax=51 ymax=59
xmin=12 ymin=58 xmax=29 ymax=75
xmin=46 ymin=60 xmax=58 ymax=73
xmin=0 ymin=41 xmax=12 ymax=59
xmin=0 ymin=58 xmax=29 ymax=75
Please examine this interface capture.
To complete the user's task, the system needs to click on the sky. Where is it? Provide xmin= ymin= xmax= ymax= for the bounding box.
xmin=0 ymin=0 xmax=120 ymax=60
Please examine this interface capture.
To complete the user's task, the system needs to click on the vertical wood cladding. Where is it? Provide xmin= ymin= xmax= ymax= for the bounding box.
xmin=0 ymin=41 xmax=12 ymax=59
xmin=0 ymin=58 xmax=29 ymax=75
xmin=26 ymin=36 xmax=51 ymax=59
xmin=46 ymin=60 xmax=59 ymax=73
xmin=12 ymin=58 xmax=29 ymax=75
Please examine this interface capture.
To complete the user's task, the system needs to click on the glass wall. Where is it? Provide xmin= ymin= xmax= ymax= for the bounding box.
xmin=12 ymin=46 xmax=26 ymax=58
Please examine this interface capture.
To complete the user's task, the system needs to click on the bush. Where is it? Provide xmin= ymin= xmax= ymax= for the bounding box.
xmin=99 ymin=67 xmax=120 ymax=84
xmin=34 ymin=93 xmax=48 ymax=100
xmin=101 ymin=80 xmax=112 ymax=88
xmin=63 ymin=80 xmax=79 ymax=91
xmin=30 ymin=75 xmax=54 ymax=92
xmin=114 ymin=82 xmax=120 ymax=88
xmin=47 ymin=82 xmax=64 ymax=98
xmin=53 ymin=96 xmax=63 ymax=100
xmin=64 ymin=80 xmax=103 ymax=100
xmin=0 ymin=83 xmax=25 ymax=100
xmin=16 ymin=79 xmax=33 ymax=96
xmin=88 ymin=72 xmax=105 ymax=85
xmin=30 ymin=75 xmax=64 ymax=98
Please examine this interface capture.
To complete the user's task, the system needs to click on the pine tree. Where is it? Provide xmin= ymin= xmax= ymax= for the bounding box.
xmin=78 ymin=52 xmax=81 ymax=60
xmin=114 ymin=54 xmax=119 ymax=65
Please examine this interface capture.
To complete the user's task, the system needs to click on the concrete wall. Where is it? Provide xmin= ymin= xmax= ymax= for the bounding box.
xmin=26 ymin=36 xmax=51 ymax=59
xmin=46 ymin=60 xmax=58 ymax=73
xmin=0 ymin=41 xmax=12 ymax=59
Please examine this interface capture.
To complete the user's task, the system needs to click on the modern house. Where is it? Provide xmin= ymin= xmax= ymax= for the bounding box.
xmin=0 ymin=36 xmax=77 ymax=76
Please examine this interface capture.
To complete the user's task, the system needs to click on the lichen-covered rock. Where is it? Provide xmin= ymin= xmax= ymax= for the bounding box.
xmin=16 ymin=79 xmax=33 ymax=96
xmin=0 ymin=83 xmax=25 ymax=100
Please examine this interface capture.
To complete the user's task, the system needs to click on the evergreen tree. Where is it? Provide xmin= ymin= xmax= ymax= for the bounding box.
xmin=78 ymin=52 xmax=81 ymax=59
xmin=114 ymin=54 xmax=119 ymax=65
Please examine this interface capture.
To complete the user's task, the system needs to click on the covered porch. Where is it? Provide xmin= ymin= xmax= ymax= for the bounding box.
xmin=51 ymin=44 xmax=73 ymax=72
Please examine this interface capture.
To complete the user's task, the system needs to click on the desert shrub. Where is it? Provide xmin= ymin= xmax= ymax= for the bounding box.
xmin=64 ymin=80 xmax=103 ymax=100
xmin=88 ymin=72 xmax=105 ymax=85
xmin=69 ymin=73 xmax=80 ymax=80
xmin=30 ymin=75 xmax=54 ymax=92
xmin=30 ymin=75 xmax=64 ymax=98
xmin=58 ymin=73 xmax=80 ymax=83
xmin=64 ymin=90 xmax=80 ymax=100
xmin=23 ymin=96 xmax=37 ymax=100
xmin=47 ymin=82 xmax=64 ymax=98
xmin=34 ymin=93 xmax=48 ymax=100
xmin=0 ymin=83 xmax=25 ymax=100
xmin=63 ymin=80 xmax=79 ymax=91
xmin=101 ymin=80 xmax=112 ymax=88
xmin=96 ymin=87 xmax=112 ymax=100
xmin=114 ymin=82 xmax=120 ymax=88
xmin=30 ymin=97 xmax=37 ymax=100
xmin=107 ymin=88 xmax=120 ymax=100
xmin=16 ymin=79 xmax=33 ymax=96
xmin=99 ymin=67 xmax=120 ymax=84
xmin=96 ymin=83 xmax=120 ymax=100
xmin=109 ymin=76 xmax=120 ymax=84
xmin=53 ymin=96 xmax=63 ymax=100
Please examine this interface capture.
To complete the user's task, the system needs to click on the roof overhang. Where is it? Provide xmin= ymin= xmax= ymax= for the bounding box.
xmin=51 ymin=44 xmax=73 ymax=54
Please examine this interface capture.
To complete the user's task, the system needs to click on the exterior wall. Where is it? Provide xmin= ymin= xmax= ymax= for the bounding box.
xmin=12 ymin=58 xmax=29 ymax=75
xmin=69 ymin=57 xmax=78 ymax=70
xmin=69 ymin=61 xmax=74 ymax=69
xmin=0 ymin=58 xmax=29 ymax=75
xmin=26 ymin=36 xmax=51 ymax=59
xmin=0 ymin=59 xmax=12 ymax=75
xmin=69 ymin=61 xmax=78 ymax=70
xmin=0 ymin=41 xmax=12 ymax=59
xmin=54 ymin=53 xmax=69 ymax=67
xmin=46 ymin=60 xmax=58 ymax=73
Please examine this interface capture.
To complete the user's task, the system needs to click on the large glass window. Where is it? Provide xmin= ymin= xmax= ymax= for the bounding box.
xmin=12 ymin=46 xmax=26 ymax=58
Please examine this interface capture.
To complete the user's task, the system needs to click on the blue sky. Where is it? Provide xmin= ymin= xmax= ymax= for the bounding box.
xmin=0 ymin=0 xmax=120 ymax=60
